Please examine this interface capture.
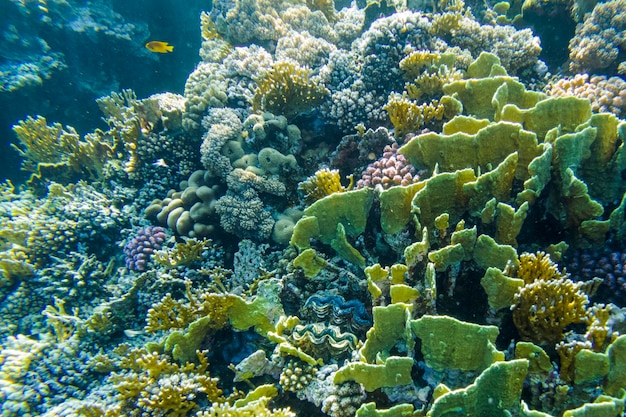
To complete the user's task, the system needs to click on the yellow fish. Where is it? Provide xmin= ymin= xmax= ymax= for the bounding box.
xmin=145 ymin=41 xmax=174 ymax=53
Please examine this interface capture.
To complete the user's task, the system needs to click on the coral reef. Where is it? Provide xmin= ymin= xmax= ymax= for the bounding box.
xmin=4 ymin=2 xmax=626 ymax=417
xmin=252 ymin=60 xmax=330 ymax=119
xmin=547 ymin=74 xmax=626 ymax=118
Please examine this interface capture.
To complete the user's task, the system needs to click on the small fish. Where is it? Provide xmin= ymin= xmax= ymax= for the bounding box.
xmin=152 ymin=158 xmax=169 ymax=168
xmin=145 ymin=41 xmax=174 ymax=53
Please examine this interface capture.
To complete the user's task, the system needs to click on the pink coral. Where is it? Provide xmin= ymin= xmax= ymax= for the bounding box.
xmin=547 ymin=73 xmax=626 ymax=117
xmin=356 ymin=142 xmax=420 ymax=190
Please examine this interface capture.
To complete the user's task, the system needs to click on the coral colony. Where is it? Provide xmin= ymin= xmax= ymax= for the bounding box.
xmin=2 ymin=0 xmax=626 ymax=416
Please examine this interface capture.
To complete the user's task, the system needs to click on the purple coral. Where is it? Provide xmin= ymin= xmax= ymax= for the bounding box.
xmin=563 ymin=248 xmax=626 ymax=307
xmin=123 ymin=226 xmax=167 ymax=271
xmin=356 ymin=142 xmax=420 ymax=189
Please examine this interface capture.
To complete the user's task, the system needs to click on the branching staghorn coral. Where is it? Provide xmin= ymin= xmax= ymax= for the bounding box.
xmin=201 ymin=11 xmax=222 ymax=42
xmin=197 ymin=394 xmax=296 ymax=417
xmin=305 ymin=0 xmax=336 ymax=22
xmin=96 ymin=89 xmax=143 ymax=174
xmin=145 ymin=279 xmax=236 ymax=333
xmin=556 ymin=303 xmax=619 ymax=382
xmin=429 ymin=0 xmax=467 ymax=37
xmin=11 ymin=116 xmax=82 ymax=172
xmin=42 ymin=296 xmax=84 ymax=343
xmin=253 ymin=61 xmax=329 ymax=119
xmin=400 ymin=52 xmax=463 ymax=101
xmin=298 ymin=168 xmax=353 ymax=204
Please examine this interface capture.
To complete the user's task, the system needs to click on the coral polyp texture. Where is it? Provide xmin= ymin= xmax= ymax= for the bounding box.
xmin=123 ymin=226 xmax=168 ymax=272
xmin=3 ymin=0 xmax=626 ymax=416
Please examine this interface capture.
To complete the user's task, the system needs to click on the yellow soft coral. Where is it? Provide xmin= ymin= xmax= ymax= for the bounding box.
xmin=508 ymin=252 xmax=591 ymax=344
xmin=298 ymin=168 xmax=353 ymax=204
xmin=252 ymin=61 xmax=329 ymax=119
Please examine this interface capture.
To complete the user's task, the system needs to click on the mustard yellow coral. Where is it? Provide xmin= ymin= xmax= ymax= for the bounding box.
xmin=385 ymin=93 xmax=445 ymax=138
xmin=153 ymin=238 xmax=209 ymax=269
xmin=298 ymin=168 xmax=353 ymax=204
xmin=399 ymin=50 xmax=442 ymax=81
xmin=11 ymin=115 xmax=114 ymax=187
xmin=509 ymin=252 xmax=590 ymax=344
xmin=111 ymin=349 xmax=224 ymax=416
xmin=145 ymin=280 xmax=236 ymax=333
xmin=252 ymin=61 xmax=329 ymax=119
